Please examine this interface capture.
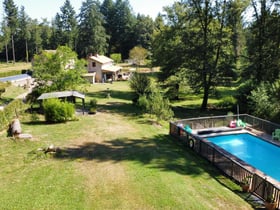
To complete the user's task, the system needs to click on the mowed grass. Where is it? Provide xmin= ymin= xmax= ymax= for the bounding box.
xmin=0 ymin=62 xmax=31 ymax=72
xmin=0 ymin=81 xmax=253 ymax=209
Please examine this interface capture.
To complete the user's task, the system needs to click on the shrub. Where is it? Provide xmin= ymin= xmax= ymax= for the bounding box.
xmin=43 ymin=98 xmax=75 ymax=123
xmin=129 ymin=72 xmax=151 ymax=98
xmin=137 ymin=95 xmax=149 ymax=112
xmin=88 ymin=98 xmax=97 ymax=114
xmin=148 ymin=89 xmax=174 ymax=121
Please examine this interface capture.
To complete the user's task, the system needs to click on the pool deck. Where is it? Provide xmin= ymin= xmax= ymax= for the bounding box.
xmin=194 ymin=126 xmax=277 ymax=145
xmin=193 ymin=126 xmax=280 ymax=188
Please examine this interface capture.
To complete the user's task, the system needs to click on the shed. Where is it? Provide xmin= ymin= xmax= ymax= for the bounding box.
xmin=0 ymin=74 xmax=32 ymax=87
xmin=37 ymin=91 xmax=85 ymax=114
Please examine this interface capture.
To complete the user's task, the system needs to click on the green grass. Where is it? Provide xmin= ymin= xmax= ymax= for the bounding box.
xmin=0 ymin=62 xmax=31 ymax=72
xmin=0 ymin=85 xmax=27 ymax=104
xmin=0 ymin=81 xmax=253 ymax=209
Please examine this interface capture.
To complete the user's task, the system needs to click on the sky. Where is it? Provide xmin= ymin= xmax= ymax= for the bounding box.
xmin=0 ymin=0 xmax=176 ymax=22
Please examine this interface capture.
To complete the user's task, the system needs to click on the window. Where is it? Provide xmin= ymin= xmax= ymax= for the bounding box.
xmin=92 ymin=62 xmax=96 ymax=67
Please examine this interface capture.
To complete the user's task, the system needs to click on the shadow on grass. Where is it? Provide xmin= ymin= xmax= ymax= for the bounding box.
xmin=54 ymin=134 xmax=218 ymax=177
xmin=172 ymin=106 xmax=229 ymax=119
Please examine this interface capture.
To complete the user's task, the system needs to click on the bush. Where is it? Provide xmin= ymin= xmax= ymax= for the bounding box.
xmin=129 ymin=72 xmax=151 ymax=98
xmin=137 ymin=95 xmax=149 ymax=112
xmin=88 ymin=98 xmax=97 ymax=114
xmin=148 ymin=90 xmax=174 ymax=121
xmin=43 ymin=98 xmax=75 ymax=123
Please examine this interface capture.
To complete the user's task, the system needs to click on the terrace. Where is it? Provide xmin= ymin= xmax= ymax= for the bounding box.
xmin=170 ymin=114 xmax=280 ymax=209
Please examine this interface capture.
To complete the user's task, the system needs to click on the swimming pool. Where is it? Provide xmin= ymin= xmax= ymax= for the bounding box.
xmin=207 ymin=133 xmax=280 ymax=182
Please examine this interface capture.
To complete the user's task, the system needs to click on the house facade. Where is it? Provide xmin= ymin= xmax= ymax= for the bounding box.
xmin=87 ymin=54 xmax=121 ymax=83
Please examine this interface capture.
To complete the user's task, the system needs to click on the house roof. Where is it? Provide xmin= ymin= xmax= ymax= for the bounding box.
xmin=89 ymin=54 xmax=113 ymax=64
xmin=37 ymin=91 xmax=85 ymax=100
xmin=0 ymin=74 xmax=31 ymax=83
xmin=102 ymin=65 xmax=121 ymax=72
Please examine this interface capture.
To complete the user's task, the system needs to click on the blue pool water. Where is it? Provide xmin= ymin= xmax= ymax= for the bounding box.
xmin=207 ymin=133 xmax=280 ymax=182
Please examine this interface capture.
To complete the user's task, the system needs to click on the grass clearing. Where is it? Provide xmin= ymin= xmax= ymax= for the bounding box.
xmin=0 ymin=81 xmax=253 ymax=209
xmin=0 ymin=62 xmax=31 ymax=73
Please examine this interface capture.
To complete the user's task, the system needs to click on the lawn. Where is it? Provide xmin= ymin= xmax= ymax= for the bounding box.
xmin=0 ymin=62 xmax=31 ymax=73
xmin=0 ymin=81 xmax=253 ymax=209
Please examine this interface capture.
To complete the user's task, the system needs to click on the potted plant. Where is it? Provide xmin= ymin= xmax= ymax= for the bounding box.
xmin=265 ymin=195 xmax=277 ymax=210
xmin=88 ymin=98 xmax=97 ymax=114
xmin=240 ymin=176 xmax=251 ymax=192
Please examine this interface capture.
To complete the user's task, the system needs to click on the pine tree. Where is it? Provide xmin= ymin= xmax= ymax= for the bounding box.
xmin=3 ymin=0 xmax=18 ymax=63
xmin=17 ymin=6 xmax=31 ymax=62
xmin=55 ymin=0 xmax=78 ymax=50
xmin=77 ymin=0 xmax=108 ymax=57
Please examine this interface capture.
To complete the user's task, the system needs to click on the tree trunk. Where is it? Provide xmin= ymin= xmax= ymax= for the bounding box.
xmin=5 ymin=44 xmax=9 ymax=63
xmin=25 ymin=39 xmax=29 ymax=62
xmin=201 ymin=83 xmax=209 ymax=110
xmin=11 ymin=35 xmax=15 ymax=64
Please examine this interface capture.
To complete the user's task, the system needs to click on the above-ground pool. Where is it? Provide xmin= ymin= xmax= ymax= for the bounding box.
xmin=206 ymin=133 xmax=280 ymax=182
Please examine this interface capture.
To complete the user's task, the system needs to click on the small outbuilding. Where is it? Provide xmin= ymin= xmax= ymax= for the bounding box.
xmin=37 ymin=90 xmax=86 ymax=114
xmin=0 ymin=74 xmax=32 ymax=87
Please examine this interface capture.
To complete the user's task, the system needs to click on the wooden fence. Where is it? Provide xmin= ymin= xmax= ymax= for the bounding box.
xmin=170 ymin=114 xmax=280 ymax=209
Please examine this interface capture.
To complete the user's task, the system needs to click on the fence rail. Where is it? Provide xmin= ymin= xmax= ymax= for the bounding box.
xmin=170 ymin=114 xmax=280 ymax=209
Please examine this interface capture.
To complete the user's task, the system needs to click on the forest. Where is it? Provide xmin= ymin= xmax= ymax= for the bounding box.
xmin=1 ymin=0 xmax=280 ymax=122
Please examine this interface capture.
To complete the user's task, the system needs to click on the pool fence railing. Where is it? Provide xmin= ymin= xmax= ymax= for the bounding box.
xmin=170 ymin=114 xmax=280 ymax=208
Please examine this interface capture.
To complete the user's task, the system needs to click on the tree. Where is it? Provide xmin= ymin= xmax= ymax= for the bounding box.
xmin=129 ymin=46 xmax=148 ymax=66
xmin=152 ymin=3 xmax=189 ymax=80
xmin=110 ymin=0 xmax=136 ymax=59
xmin=54 ymin=0 xmax=78 ymax=50
xmin=77 ymin=0 xmax=108 ymax=57
xmin=226 ymin=0 xmax=250 ymax=75
xmin=3 ymin=0 xmax=18 ymax=63
xmin=153 ymin=1 xmax=234 ymax=110
xmin=133 ymin=14 xmax=154 ymax=51
xmin=100 ymin=0 xmax=115 ymax=55
xmin=187 ymin=0 xmax=234 ymax=109
xmin=244 ymin=0 xmax=280 ymax=84
xmin=32 ymin=46 xmax=87 ymax=93
xmin=17 ymin=6 xmax=31 ymax=62
xmin=0 ymin=19 xmax=11 ymax=63
xmin=29 ymin=19 xmax=42 ymax=55
xmin=40 ymin=19 xmax=53 ymax=50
